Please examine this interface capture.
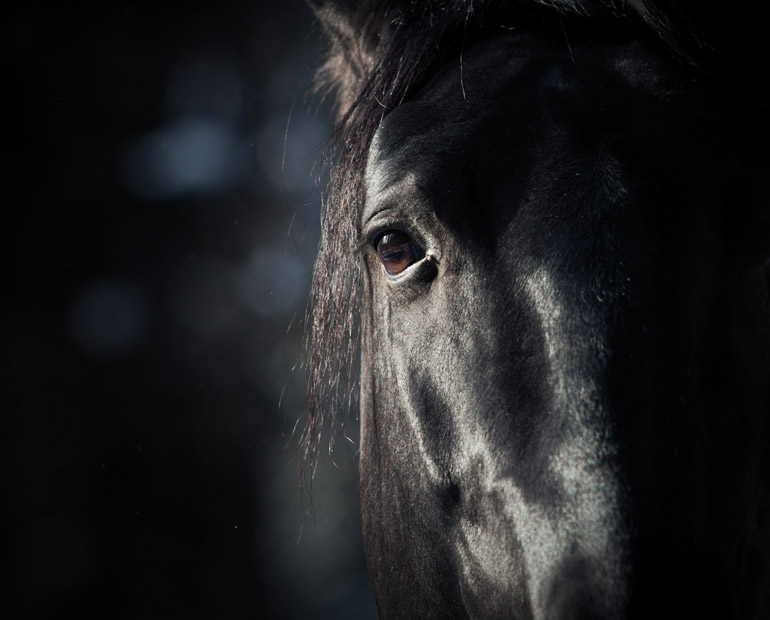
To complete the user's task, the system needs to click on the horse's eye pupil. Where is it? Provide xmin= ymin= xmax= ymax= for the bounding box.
xmin=375 ymin=231 xmax=424 ymax=276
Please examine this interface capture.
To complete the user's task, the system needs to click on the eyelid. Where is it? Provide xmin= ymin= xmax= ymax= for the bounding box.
xmin=381 ymin=249 xmax=439 ymax=285
xmin=361 ymin=207 xmax=410 ymax=244
xmin=362 ymin=212 xmax=427 ymax=254
xmin=369 ymin=227 xmax=411 ymax=249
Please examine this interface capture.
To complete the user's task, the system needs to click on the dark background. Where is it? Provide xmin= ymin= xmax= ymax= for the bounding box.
xmin=6 ymin=3 xmax=375 ymax=618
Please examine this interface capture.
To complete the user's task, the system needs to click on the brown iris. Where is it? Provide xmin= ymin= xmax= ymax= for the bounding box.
xmin=374 ymin=230 xmax=425 ymax=276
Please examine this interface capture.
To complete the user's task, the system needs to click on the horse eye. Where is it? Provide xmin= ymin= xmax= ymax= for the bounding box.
xmin=374 ymin=230 xmax=425 ymax=276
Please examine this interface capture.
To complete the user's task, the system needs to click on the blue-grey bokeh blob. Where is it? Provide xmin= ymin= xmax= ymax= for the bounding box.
xmin=69 ymin=281 xmax=148 ymax=358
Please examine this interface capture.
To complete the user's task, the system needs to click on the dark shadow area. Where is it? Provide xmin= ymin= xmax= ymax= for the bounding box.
xmin=5 ymin=3 xmax=375 ymax=618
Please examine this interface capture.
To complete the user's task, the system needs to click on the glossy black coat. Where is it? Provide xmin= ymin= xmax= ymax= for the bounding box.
xmin=309 ymin=3 xmax=770 ymax=618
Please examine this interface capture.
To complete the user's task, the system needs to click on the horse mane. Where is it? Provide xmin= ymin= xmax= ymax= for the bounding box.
xmin=301 ymin=0 xmax=767 ymax=485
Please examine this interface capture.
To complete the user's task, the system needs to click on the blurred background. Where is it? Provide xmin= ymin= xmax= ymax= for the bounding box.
xmin=6 ymin=2 xmax=376 ymax=618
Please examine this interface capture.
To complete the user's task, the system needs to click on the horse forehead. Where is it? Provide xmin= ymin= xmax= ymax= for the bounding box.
xmin=366 ymin=42 xmax=525 ymax=184
xmin=366 ymin=34 xmax=680 ymax=200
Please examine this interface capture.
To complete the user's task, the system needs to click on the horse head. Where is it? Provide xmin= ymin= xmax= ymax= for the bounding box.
xmin=305 ymin=2 xmax=770 ymax=618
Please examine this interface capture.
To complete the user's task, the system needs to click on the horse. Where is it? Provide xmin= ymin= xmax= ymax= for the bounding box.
xmin=302 ymin=1 xmax=770 ymax=618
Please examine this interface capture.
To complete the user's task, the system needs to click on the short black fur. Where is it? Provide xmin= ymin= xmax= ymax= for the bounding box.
xmin=303 ymin=1 xmax=770 ymax=618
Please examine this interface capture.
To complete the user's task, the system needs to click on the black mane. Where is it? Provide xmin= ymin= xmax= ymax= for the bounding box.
xmin=302 ymin=0 xmax=767 ymax=480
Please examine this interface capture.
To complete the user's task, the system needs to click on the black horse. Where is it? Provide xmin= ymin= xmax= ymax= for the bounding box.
xmin=303 ymin=1 xmax=770 ymax=618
